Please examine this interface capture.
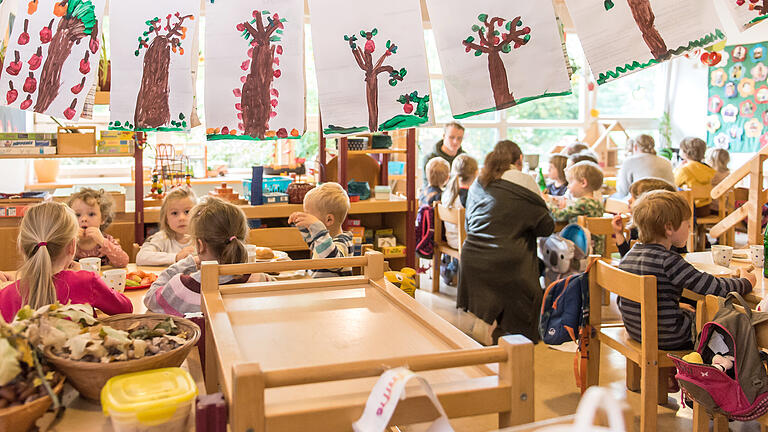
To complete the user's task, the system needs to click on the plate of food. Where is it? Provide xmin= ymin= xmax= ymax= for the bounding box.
xmin=732 ymin=249 xmax=751 ymax=263
xmin=247 ymin=246 xmax=289 ymax=263
xmin=125 ymin=270 xmax=158 ymax=290
xmin=690 ymin=261 xmax=735 ymax=278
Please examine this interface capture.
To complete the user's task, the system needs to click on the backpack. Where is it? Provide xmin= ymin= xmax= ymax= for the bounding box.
xmin=538 ymin=224 xmax=591 ymax=286
xmin=415 ymin=204 xmax=435 ymax=259
xmin=669 ymin=292 xmax=768 ymax=420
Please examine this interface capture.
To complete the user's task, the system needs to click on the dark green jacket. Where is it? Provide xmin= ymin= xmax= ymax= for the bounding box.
xmin=421 ymin=140 xmax=465 ymax=185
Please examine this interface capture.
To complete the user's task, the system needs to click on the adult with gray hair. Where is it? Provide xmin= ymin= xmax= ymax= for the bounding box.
xmin=614 ymin=134 xmax=675 ymax=198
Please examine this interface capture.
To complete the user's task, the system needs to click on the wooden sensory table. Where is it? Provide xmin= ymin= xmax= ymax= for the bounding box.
xmin=199 ymin=251 xmax=534 ymax=431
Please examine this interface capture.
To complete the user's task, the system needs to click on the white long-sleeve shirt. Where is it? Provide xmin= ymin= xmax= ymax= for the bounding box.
xmin=136 ymin=231 xmax=193 ymax=266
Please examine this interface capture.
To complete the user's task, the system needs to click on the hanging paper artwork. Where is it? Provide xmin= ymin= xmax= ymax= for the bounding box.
xmin=204 ymin=0 xmax=304 ymax=141
xmin=722 ymin=0 xmax=768 ymax=31
xmin=308 ymin=0 xmax=432 ymax=136
xmin=424 ymin=0 xmax=571 ymax=119
xmin=0 ymin=0 xmax=105 ymax=119
xmin=108 ymin=0 xmax=198 ymax=131
xmin=565 ymin=0 xmax=725 ymax=84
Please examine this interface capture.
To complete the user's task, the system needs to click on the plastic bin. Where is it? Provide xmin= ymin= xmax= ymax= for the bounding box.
xmin=101 ymin=368 xmax=197 ymax=432
xmin=388 ymin=161 xmax=405 ymax=176
xmin=242 ymin=175 xmax=293 ymax=201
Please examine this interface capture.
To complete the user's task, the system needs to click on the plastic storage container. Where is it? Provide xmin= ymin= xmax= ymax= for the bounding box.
xmin=242 ymin=175 xmax=293 ymax=201
xmin=101 ymin=367 xmax=198 ymax=432
xmin=374 ymin=185 xmax=391 ymax=201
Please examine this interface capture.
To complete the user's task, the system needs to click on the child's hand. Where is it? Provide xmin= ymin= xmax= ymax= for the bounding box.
xmin=288 ymin=212 xmax=321 ymax=228
xmin=679 ymin=302 xmax=696 ymax=313
xmin=175 ymin=245 xmax=195 ymax=262
xmin=611 ymin=214 xmax=625 ymax=236
xmin=740 ymin=267 xmax=757 ymax=289
xmin=85 ymin=227 xmax=105 ymax=246
xmin=77 ymin=227 xmax=86 ymax=240
xmin=0 ymin=271 xmax=11 ymax=282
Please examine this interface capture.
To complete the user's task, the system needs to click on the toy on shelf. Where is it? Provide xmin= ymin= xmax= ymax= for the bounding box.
xmin=209 ymin=183 xmax=247 ymax=204
xmin=150 ymin=172 xmax=163 ymax=196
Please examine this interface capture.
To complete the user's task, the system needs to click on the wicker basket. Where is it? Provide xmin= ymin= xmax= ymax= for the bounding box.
xmin=43 ymin=313 xmax=200 ymax=400
xmin=0 ymin=377 xmax=64 ymax=432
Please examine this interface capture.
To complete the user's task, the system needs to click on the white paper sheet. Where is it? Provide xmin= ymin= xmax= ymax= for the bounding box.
xmin=564 ymin=0 xmax=726 ymax=84
xmin=308 ymin=0 xmax=432 ymax=136
xmin=0 ymin=0 xmax=105 ymax=120
xmin=719 ymin=0 xmax=768 ymax=31
xmin=204 ymin=0 xmax=304 ymax=141
xmin=109 ymin=0 xmax=199 ymax=131
xmin=425 ymin=0 xmax=572 ymax=119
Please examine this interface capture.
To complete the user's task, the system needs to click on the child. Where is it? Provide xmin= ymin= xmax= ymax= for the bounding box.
xmin=674 ymin=137 xmax=715 ymax=217
xmin=136 ymin=187 xmax=197 ymax=266
xmin=420 ymin=157 xmax=450 ymax=206
xmin=611 ymin=177 xmax=684 ymax=257
xmin=0 ymin=202 xmax=132 ymax=322
xmin=440 ymin=154 xmax=478 ymax=285
xmin=545 ymin=154 xmax=568 ymax=196
xmin=288 ymin=183 xmax=354 ymax=278
xmin=144 ymin=197 xmax=273 ymax=316
xmin=617 ymin=190 xmax=754 ymax=355
xmin=68 ymin=188 xmax=129 ymax=268
xmin=563 ymin=141 xmax=589 ymax=156
xmin=567 ymin=150 xmax=599 ymax=168
xmin=549 ymin=161 xmax=605 ymax=254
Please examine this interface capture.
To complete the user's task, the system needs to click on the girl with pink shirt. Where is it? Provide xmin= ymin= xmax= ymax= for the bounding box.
xmin=67 ymin=188 xmax=129 ymax=268
xmin=0 ymin=202 xmax=132 ymax=322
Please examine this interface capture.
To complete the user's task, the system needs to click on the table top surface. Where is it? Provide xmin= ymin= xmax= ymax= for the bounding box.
xmin=683 ymin=250 xmax=766 ymax=303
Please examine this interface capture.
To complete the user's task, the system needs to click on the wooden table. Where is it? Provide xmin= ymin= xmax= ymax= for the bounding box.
xmin=683 ymin=251 xmax=766 ymax=304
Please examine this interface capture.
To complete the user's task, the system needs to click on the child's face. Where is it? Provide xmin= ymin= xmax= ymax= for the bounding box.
xmin=548 ymin=163 xmax=561 ymax=183
xmin=669 ymin=220 xmax=690 ymax=248
xmin=567 ymin=175 xmax=589 ymax=198
xmin=166 ymin=197 xmax=195 ymax=237
xmin=71 ymin=199 xmax=102 ymax=230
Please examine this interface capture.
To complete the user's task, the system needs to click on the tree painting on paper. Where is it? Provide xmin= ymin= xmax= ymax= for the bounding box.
xmin=462 ymin=14 xmax=531 ymax=110
xmin=344 ymin=28 xmax=407 ymax=132
xmin=603 ymin=0 xmax=668 ymax=60
xmin=132 ymin=12 xmax=193 ymax=130
xmin=734 ymin=0 xmax=768 ymax=25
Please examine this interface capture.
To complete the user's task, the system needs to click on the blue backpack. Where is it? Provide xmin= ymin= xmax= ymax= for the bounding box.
xmin=538 ymin=269 xmax=591 ymax=346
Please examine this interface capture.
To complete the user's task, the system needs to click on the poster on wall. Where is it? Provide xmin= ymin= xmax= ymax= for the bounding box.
xmin=707 ymin=41 xmax=768 ymax=153
xmin=205 ymin=0 xmax=305 ymax=141
xmin=109 ymin=0 xmax=199 ymax=131
xmin=720 ymin=0 xmax=768 ymax=31
xmin=0 ymin=0 xmax=105 ymax=120
xmin=564 ymin=0 xmax=725 ymax=84
xmin=425 ymin=0 xmax=572 ymax=119
xmin=308 ymin=0 xmax=432 ymax=136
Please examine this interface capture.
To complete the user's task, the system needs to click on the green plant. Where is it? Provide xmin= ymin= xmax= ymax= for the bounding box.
xmin=658 ymin=111 xmax=671 ymax=148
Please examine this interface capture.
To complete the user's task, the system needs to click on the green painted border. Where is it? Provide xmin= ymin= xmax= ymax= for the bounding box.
xmin=749 ymin=14 xmax=768 ymax=25
xmin=596 ymin=29 xmax=726 ymax=84
xmin=108 ymin=126 xmax=187 ymax=132
xmin=380 ymin=114 xmax=429 ymax=131
xmin=323 ymin=125 xmax=368 ymax=135
xmin=454 ymin=90 xmax=573 ymax=120
xmin=206 ymin=133 xmax=301 ymax=141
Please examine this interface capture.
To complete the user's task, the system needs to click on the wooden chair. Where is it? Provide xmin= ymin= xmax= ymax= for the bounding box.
xmin=576 ymin=215 xmax=628 ymax=306
xmin=247 ymin=227 xmax=308 ymax=251
xmin=585 ymin=259 xmax=704 ymax=432
xmin=431 ymin=201 xmax=465 ymax=292
xmin=684 ymin=185 xmax=735 ymax=251
xmin=130 ymin=243 xmax=140 ymax=263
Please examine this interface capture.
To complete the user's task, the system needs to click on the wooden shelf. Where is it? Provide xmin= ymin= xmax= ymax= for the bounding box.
xmin=95 ymin=91 xmax=110 ymax=105
xmin=0 ymin=152 xmax=133 ymax=159
xmin=348 ymin=149 xmax=407 ymax=155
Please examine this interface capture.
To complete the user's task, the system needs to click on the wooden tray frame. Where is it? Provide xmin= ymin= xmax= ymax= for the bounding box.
xmin=199 ymin=251 xmax=534 ymax=432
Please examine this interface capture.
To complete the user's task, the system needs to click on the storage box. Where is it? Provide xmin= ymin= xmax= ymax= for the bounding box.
xmin=381 ymin=245 xmax=406 ymax=256
xmin=57 ymin=126 xmax=96 ymax=154
xmin=101 ymin=368 xmax=197 ymax=432
xmin=242 ymin=176 xmax=293 ymax=201
xmin=100 ymin=130 xmax=136 ymax=140
xmin=376 ymin=236 xmax=397 ymax=249
xmin=374 ymin=185 xmax=391 ymax=201
xmin=263 ymin=192 xmax=289 ymax=204
xmin=388 ymin=161 xmax=405 ymax=176
xmin=347 ymin=137 xmax=368 ymax=151
xmin=345 ymin=218 xmax=362 ymax=228
xmin=349 ymin=226 xmax=365 ymax=239
xmin=97 ymin=141 xmax=135 ymax=154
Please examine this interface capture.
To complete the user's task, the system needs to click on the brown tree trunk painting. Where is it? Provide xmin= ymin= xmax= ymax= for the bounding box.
xmin=345 ymin=29 xmax=406 ymax=132
xmin=736 ymin=0 xmax=768 ymax=17
xmin=626 ymin=0 xmax=668 ymax=60
xmin=463 ymin=15 xmax=531 ymax=110
xmin=133 ymin=13 xmax=193 ymax=130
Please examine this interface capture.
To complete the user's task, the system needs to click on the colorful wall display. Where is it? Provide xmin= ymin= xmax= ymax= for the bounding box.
xmin=707 ymin=41 xmax=768 ymax=152
xmin=424 ymin=0 xmax=572 ymax=120
xmin=0 ymin=0 xmax=105 ymax=120
xmin=204 ymin=0 xmax=304 ymax=141
xmin=308 ymin=0 xmax=432 ymax=136
xmin=108 ymin=0 xmax=199 ymax=131
xmin=721 ymin=0 xmax=768 ymax=31
xmin=564 ymin=0 xmax=725 ymax=84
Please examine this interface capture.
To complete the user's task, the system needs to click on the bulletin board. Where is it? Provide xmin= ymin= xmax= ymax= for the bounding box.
xmin=706 ymin=41 xmax=768 ymax=153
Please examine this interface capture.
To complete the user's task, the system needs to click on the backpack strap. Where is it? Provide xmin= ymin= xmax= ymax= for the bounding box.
xmin=575 ymin=257 xmax=599 ymax=393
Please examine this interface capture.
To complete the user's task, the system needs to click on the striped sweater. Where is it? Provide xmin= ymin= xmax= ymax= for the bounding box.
xmin=618 ymin=243 xmax=751 ymax=350
xmin=298 ymin=221 xmax=354 ymax=278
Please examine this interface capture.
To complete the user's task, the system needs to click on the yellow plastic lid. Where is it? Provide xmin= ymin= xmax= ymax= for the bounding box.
xmin=101 ymin=367 xmax=198 ymax=425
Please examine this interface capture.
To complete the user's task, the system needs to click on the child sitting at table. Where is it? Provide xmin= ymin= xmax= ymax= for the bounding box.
xmin=440 ymin=154 xmax=478 ymax=286
xmin=674 ymin=137 xmax=715 ymax=217
xmin=136 ymin=186 xmax=197 ymax=266
xmin=611 ymin=177 xmax=687 ymax=257
xmin=420 ymin=157 xmax=450 ymax=206
xmin=68 ymin=188 xmax=129 ymax=268
xmin=545 ymin=154 xmax=568 ymax=196
xmin=549 ymin=161 xmax=605 ymax=254
xmin=144 ymin=197 xmax=273 ymax=316
xmin=288 ymin=182 xmax=354 ymax=278
xmin=618 ymin=190 xmax=754 ymax=354
xmin=0 ymin=202 xmax=132 ymax=322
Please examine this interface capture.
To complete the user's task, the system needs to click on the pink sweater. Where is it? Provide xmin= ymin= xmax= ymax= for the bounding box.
xmin=0 ymin=270 xmax=133 ymax=322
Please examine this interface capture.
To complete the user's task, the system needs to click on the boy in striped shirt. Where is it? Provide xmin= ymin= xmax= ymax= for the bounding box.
xmin=289 ymin=182 xmax=354 ymax=278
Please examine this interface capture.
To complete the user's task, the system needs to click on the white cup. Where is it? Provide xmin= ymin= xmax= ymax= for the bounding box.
xmin=711 ymin=245 xmax=734 ymax=267
xmin=79 ymin=257 xmax=101 ymax=274
xmin=750 ymin=245 xmax=765 ymax=269
xmin=103 ymin=269 xmax=126 ymax=293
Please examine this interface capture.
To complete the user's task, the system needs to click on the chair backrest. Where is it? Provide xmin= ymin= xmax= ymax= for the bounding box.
xmin=131 ymin=242 xmax=140 ymax=263
xmin=576 ymin=215 xmax=626 ymax=259
xmin=676 ymin=189 xmax=696 ymax=250
xmin=433 ymin=201 xmax=466 ymax=252
xmin=248 ymin=227 xmax=308 ymax=252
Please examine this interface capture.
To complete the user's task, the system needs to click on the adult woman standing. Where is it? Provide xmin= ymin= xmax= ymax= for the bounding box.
xmin=457 ymin=141 xmax=554 ymax=343
xmin=615 ymin=134 xmax=675 ymax=198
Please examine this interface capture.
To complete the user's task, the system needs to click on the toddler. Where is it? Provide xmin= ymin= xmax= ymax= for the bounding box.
xmin=68 ymin=188 xmax=129 ymax=268
xmin=420 ymin=157 xmax=450 ymax=207
xmin=549 ymin=161 xmax=605 ymax=254
xmin=545 ymin=154 xmax=568 ymax=196
xmin=136 ymin=187 xmax=197 ymax=265
xmin=707 ymin=148 xmax=730 ymax=186
xmin=288 ymin=182 xmax=354 ymax=278
xmin=144 ymin=197 xmax=273 ymax=316
xmin=674 ymin=137 xmax=715 ymax=217
xmin=440 ymin=154 xmax=478 ymax=285
xmin=0 ymin=202 xmax=132 ymax=322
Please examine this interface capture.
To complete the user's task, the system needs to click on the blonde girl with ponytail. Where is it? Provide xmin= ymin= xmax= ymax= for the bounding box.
xmin=0 ymin=202 xmax=132 ymax=323
xmin=144 ymin=197 xmax=274 ymax=316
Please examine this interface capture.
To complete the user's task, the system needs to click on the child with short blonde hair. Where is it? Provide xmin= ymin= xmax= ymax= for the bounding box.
xmin=421 ymin=157 xmax=450 ymax=206
xmin=0 ymin=202 xmax=132 ymax=322
xmin=136 ymin=187 xmax=197 ymax=265
xmin=618 ymin=190 xmax=754 ymax=353
xmin=545 ymin=154 xmax=568 ymax=196
xmin=288 ymin=182 xmax=354 ymax=278
xmin=707 ymin=148 xmax=730 ymax=186
xmin=675 ymin=137 xmax=716 ymax=215
xmin=144 ymin=197 xmax=273 ymax=316
xmin=550 ymin=161 xmax=605 ymax=253
xmin=67 ymin=188 xmax=129 ymax=268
